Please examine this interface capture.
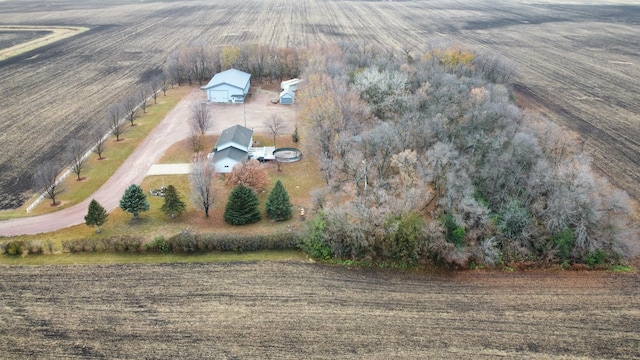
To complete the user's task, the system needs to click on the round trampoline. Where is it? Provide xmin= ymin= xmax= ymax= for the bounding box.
xmin=273 ymin=147 xmax=303 ymax=163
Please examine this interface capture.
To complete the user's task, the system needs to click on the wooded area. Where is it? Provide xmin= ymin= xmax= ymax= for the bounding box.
xmin=297 ymin=44 xmax=637 ymax=267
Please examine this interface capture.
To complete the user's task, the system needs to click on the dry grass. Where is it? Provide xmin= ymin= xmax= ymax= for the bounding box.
xmin=0 ymin=25 xmax=88 ymax=61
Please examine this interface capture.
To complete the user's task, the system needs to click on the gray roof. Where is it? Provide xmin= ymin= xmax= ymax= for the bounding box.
xmin=213 ymin=147 xmax=248 ymax=164
xmin=214 ymin=125 xmax=253 ymax=151
xmin=203 ymin=68 xmax=251 ymax=90
xmin=279 ymin=88 xmax=295 ymax=99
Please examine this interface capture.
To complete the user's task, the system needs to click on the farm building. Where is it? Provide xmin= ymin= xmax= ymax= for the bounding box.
xmin=279 ymin=78 xmax=303 ymax=105
xmin=279 ymin=89 xmax=295 ymax=105
xmin=280 ymin=78 xmax=303 ymax=92
xmin=211 ymin=125 xmax=253 ymax=173
xmin=202 ymin=68 xmax=251 ymax=103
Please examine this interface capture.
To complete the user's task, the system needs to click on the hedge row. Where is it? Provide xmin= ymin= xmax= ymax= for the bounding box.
xmin=1 ymin=231 xmax=301 ymax=255
xmin=155 ymin=229 xmax=300 ymax=253
xmin=0 ymin=240 xmax=53 ymax=255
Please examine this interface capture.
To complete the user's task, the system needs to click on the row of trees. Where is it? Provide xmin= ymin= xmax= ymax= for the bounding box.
xmin=84 ymin=160 xmax=293 ymax=232
xmin=32 ymin=76 xmax=168 ymax=208
xmin=297 ymin=44 xmax=637 ymax=268
xmin=164 ymin=44 xmax=301 ymax=86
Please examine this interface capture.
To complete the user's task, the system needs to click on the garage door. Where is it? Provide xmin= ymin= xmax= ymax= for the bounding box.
xmin=208 ymin=90 xmax=228 ymax=102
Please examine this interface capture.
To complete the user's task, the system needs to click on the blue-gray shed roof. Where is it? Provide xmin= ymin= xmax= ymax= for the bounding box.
xmin=203 ymin=68 xmax=251 ymax=90
xmin=212 ymin=147 xmax=248 ymax=164
xmin=214 ymin=125 xmax=253 ymax=151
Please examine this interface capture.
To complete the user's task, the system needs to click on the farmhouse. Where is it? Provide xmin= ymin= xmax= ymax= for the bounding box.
xmin=203 ymin=68 xmax=251 ymax=103
xmin=279 ymin=78 xmax=303 ymax=105
xmin=211 ymin=125 xmax=253 ymax=173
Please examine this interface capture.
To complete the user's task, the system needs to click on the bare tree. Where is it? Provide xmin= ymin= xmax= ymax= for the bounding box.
xmin=263 ymin=114 xmax=285 ymax=149
xmin=189 ymin=154 xmax=214 ymax=217
xmin=190 ymin=102 xmax=212 ymax=136
xmin=149 ymin=76 xmax=163 ymax=104
xmin=121 ymin=95 xmax=139 ymax=126
xmin=188 ymin=127 xmax=204 ymax=153
xmin=107 ymin=103 xmax=126 ymax=141
xmin=91 ymin=128 xmax=107 ymax=160
xmin=32 ymin=162 xmax=65 ymax=206
xmin=161 ymin=76 xmax=170 ymax=95
xmin=137 ymin=85 xmax=152 ymax=113
xmin=164 ymin=50 xmax=185 ymax=86
xmin=65 ymin=139 xmax=87 ymax=181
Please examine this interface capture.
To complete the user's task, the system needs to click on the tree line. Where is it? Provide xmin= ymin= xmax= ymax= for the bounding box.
xmin=31 ymin=77 xmax=168 ymax=208
xmin=297 ymin=43 xmax=637 ymax=268
xmin=163 ymin=44 xmax=301 ymax=86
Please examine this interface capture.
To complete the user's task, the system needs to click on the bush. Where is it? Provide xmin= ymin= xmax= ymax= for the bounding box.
xmin=26 ymin=240 xmax=43 ymax=255
xmin=226 ymin=159 xmax=269 ymax=193
xmin=299 ymin=215 xmax=333 ymax=260
xmin=6 ymin=241 xmax=23 ymax=256
xmin=167 ymin=229 xmax=198 ymax=253
xmin=45 ymin=241 xmax=54 ymax=254
xmin=384 ymin=212 xmax=424 ymax=265
xmin=551 ymin=229 xmax=574 ymax=261
xmin=584 ymin=249 xmax=607 ymax=267
xmin=444 ymin=215 xmax=465 ymax=248
xmin=145 ymin=236 xmax=170 ymax=253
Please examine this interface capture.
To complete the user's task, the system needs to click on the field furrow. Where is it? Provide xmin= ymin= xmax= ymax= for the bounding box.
xmin=0 ymin=262 xmax=638 ymax=359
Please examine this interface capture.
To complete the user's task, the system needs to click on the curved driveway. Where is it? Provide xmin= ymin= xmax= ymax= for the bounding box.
xmin=0 ymin=89 xmax=202 ymax=237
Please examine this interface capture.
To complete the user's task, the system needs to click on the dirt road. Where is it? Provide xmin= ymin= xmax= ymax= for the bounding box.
xmin=0 ymin=86 xmax=296 ymax=237
xmin=0 ymin=261 xmax=637 ymax=359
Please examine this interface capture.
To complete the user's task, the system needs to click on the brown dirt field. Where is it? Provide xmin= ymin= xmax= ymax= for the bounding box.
xmin=1 ymin=0 xmax=639 ymax=210
xmin=0 ymin=261 xmax=638 ymax=359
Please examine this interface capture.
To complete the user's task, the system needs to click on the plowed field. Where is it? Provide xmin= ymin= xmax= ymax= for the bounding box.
xmin=0 ymin=0 xmax=639 ymax=209
xmin=0 ymin=261 xmax=638 ymax=359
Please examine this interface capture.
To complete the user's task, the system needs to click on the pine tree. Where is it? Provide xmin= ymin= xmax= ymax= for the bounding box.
xmin=161 ymin=185 xmax=186 ymax=218
xmin=119 ymin=184 xmax=149 ymax=219
xmin=265 ymin=180 xmax=292 ymax=221
xmin=224 ymin=184 xmax=261 ymax=225
xmin=84 ymin=199 xmax=108 ymax=233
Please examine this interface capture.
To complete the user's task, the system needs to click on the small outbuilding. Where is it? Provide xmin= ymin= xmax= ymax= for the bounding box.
xmin=278 ymin=78 xmax=302 ymax=106
xmin=280 ymin=78 xmax=303 ymax=92
xmin=211 ymin=125 xmax=254 ymax=173
xmin=203 ymin=68 xmax=251 ymax=103
xmin=279 ymin=89 xmax=295 ymax=105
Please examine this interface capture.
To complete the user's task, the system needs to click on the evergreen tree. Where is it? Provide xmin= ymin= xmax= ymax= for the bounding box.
xmin=161 ymin=185 xmax=186 ymax=218
xmin=265 ymin=180 xmax=293 ymax=221
xmin=224 ymin=184 xmax=261 ymax=225
xmin=119 ymin=184 xmax=149 ymax=219
xmin=84 ymin=199 xmax=108 ymax=233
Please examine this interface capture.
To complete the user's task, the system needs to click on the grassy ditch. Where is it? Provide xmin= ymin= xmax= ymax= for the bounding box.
xmin=0 ymin=250 xmax=305 ymax=266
